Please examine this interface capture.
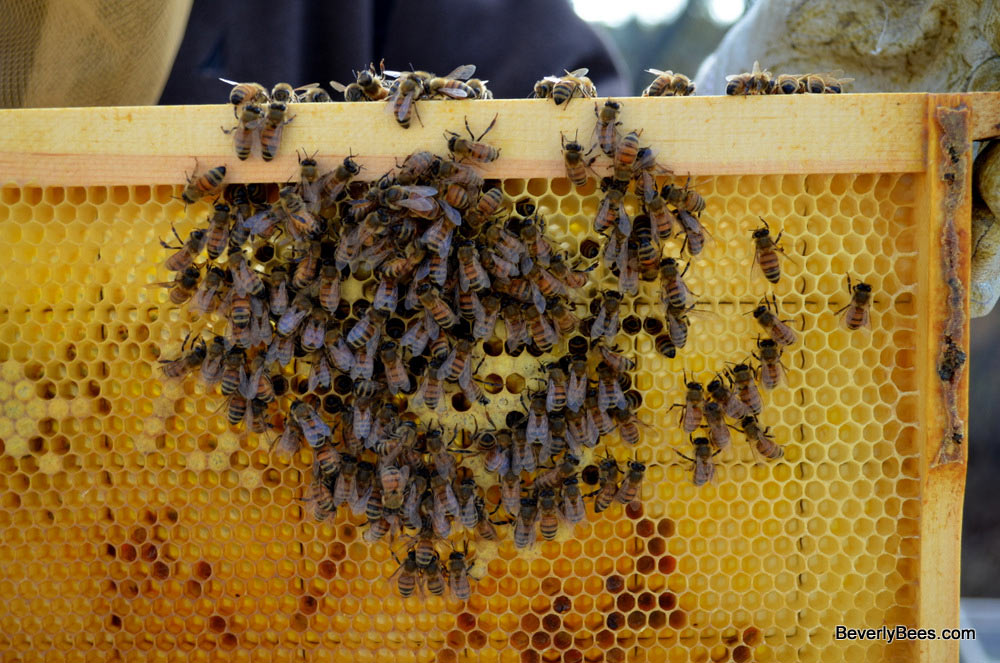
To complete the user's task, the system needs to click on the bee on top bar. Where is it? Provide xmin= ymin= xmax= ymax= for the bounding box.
xmin=726 ymin=61 xmax=772 ymax=96
xmin=642 ymin=69 xmax=695 ymax=97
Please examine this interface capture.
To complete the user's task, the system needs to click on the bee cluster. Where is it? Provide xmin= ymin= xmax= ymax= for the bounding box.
xmin=557 ymin=97 xmax=872 ymax=488
xmin=159 ymin=62 xmax=875 ymax=600
xmin=725 ymin=61 xmax=853 ymax=96
xmin=159 ymin=105 xmax=660 ymax=600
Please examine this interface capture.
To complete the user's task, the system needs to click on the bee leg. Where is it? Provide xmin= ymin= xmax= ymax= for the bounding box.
xmin=674 ymin=450 xmax=695 ymax=463
xmin=476 ymin=113 xmax=499 ymax=141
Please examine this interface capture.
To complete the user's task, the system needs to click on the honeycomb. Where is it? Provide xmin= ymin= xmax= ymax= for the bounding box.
xmin=0 ymin=167 xmax=928 ymax=662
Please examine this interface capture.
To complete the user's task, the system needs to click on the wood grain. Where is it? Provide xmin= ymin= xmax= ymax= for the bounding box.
xmin=0 ymin=93 xmax=963 ymax=186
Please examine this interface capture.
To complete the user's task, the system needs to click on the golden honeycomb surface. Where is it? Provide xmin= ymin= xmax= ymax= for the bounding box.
xmin=0 ymin=169 xmax=922 ymax=663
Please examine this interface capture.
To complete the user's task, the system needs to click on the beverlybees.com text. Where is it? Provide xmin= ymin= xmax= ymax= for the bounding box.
xmin=836 ymin=626 xmax=976 ymax=643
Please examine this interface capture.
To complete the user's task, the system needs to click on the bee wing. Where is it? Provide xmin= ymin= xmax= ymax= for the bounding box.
xmin=566 ymin=68 xmax=590 ymax=77
xmin=725 ymin=73 xmax=744 ymax=82
xmin=435 ymin=87 xmax=471 ymax=99
xmin=381 ymin=69 xmax=403 ymax=79
xmin=443 ymin=64 xmax=476 ymax=81
xmin=218 ymin=77 xmax=240 ymax=86
xmin=439 ymin=200 xmax=462 ymax=228
xmin=293 ymin=82 xmax=321 ymax=92
xmin=395 ymin=90 xmax=415 ymax=122
xmin=543 ymin=75 xmax=563 ymax=84
xmin=395 ymin=197 xmax=436 ymax=213
xmin=530 ymin=283 xmax=546 ymax=314
xmin=402 ymin=185 xmax=439 ymax=197
xmin=329 ymin=80 xmax=348 ymax=92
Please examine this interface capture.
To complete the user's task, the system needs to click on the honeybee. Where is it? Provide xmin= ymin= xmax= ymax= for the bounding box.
xmin=659 ymin=258 xmax=691 ymax=310
xmin=309 ymin=440 xmax=340 ymax=483
xmin=677 ymin=437 xmax=719 ymax=486
xmin=318 ymin=153 xmax=362 ymax=206
xmin=422 ymin=554 xmax=446 ymax=597
xmin=148 ymin=264 xmax=201 ymax=305
xmin=426 ymin=64 xmax=477 ymax=99
xmin=221 ymin=79 xmax=267 ymax=112
xmin=418 ymin=284 xmax=458 ymax=329
xmin=447 ymin=545 xmax=474 ymax=600
xmin=592 ymin=455 xmax=622 ymax=514
xmin=836 ymin=277 xmax=873 ymax=330
xmin=537 ymin=489 xmax=561 ymax=541
xmin=561 ymin=476 xmax=586 ymax=524
xmin=595 ymin=180 xmax=630 ymax=236
xmin=771 ymin=73 xmax=805 ymax=95
xmin=226 ymin=392 xmax=248 ymax=426
xmin=381 ymin=342 xmax=411 ymax=395
xmin=219 ymin=346 xmax=245 ymax=397
xmin=751 ymin=295 xmax=798 ymax=346
xmin=597 ymin=343 xmax=634 ymax=375
xmin=222 ymin=102 xmax=264 ymax=160
xmin=596 ymin=363 xmax=628 ymax=412
xmin=532 ymin=77 xmax=554 ymax=99
xmin=471 ymin=294 xmax=501 ymax=341
xmin=228 ymin=251 xmax=264 ymax=297
xmin=386 ymin=72 xmax=425 ymax=128
xmin=754 ymin=338 xmax=787 ymax=390
xmin=678 ymin=378 xmax=705 ymax=433
xmin=591 ymin=290 xmax=624 ymax=341
xmin=467 ymin=78 xmax=492 ymax=99
xmin=514 ymin=497 xmax=540 ymax=549
xmin=276 ymin=291 xmax=311 ymax=338
xmin=729 ymin=363 xmax=763 ymax=415
xmin=725 ymin=61 xmax=772 ymax=96
xmin=740 ymin=416 xmax=783 ymax=460
xmin=613 ymin=129 xmax=643 ymax=184
xmin=199 ymin=335 xmax=226 ymax=385
xmin=676 ymin=209 xmax=708 ymax=256
xmin=706 ymin=376 xmax=750 ymax=419
xmin=642 ymin=69 xmax=695 ymax=97
xmin=307 ymin=479 xmax=335 ymax=521
xmin=561 ymin=130 xmax=596 ymax=187
xmin=593 ymin=100 xmax=623 ymax=156
xmin=613 ymin=406 xmax=641 ymax=445
xmin=159 ymin=335 xmax=206 ymax=379
xmin=346 ymin=307 xmax=387 ymax=350
xmin=379 ymin=463 xmax=410 ymax=512
xmin=278 ymin=186 xmax=322 ymax=241
xmin=635 ymin=224 xmax=661 ymax=273
xmin=654 ymin=333 xmax=676 ymax=359
xmin=309 ymin=261 xmax=339 ymax=314
xmin=391 ymin=550 xmax=421 ymax=598
xmin=456 ymin=242 xmax=490 ymax=292
xmin=644 ymin=190 xmax=676 ymax=242
xmin=334 ymin=62 xmax=391 ymax=101
xmin=751 ymin=217 xmax=788 ymax=284
xmin=702 ymin=401 xmax=731 ymax=450
xmin=798 ymin=71 xmax=853 ymax=94
xmin=161 ymin=227 xmax=207 ymax=272
xmin=614 ymin=459 xmax=645 ymax=506
xmin=549 ymin=68 xmax=595 ymax=107
xmin=500 ymin=469 xmax=521 ymax=516
xmin=289 ymin=399 xmax=331 ymax=448
xmin=523 ymin=305 xmax=558 ymax=351
xmin=267 ymin=82 xmax=295 ymax=103
xmin=181 ymin=166 xmax=226 ymax=205
xmin=662 ymin=177 xmax=706 ymax=215
xmin=300 ymin=309 xmax=328 ymax=353
xmin=446 ymin=115 xmax=500 ymax=163
xmin=299 ymin=85 xmax=332 ymax=102
xmin=412 ymin=525 xmax=438 ymax=568
xmin=396 ymin=150 xmax=436 ymax=186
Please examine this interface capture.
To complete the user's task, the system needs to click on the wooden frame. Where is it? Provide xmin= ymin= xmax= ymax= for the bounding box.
xmin=0 ymin=92 xmax=989 ymax=662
